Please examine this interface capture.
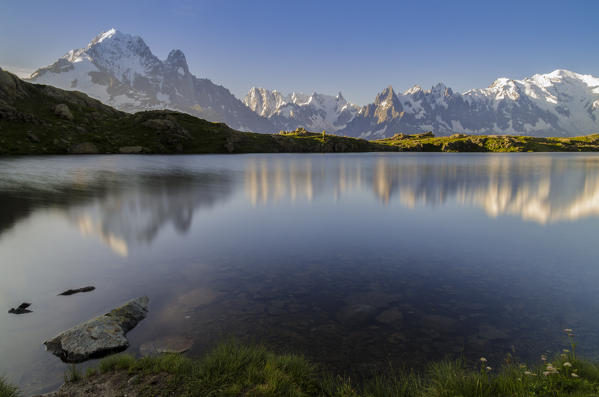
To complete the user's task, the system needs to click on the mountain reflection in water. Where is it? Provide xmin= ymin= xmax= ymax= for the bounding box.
xmin=244 ymin=155 xmax=599 ymax=223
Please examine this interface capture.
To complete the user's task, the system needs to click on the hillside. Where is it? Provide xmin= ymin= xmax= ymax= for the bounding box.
xmin=2 ymin=68 xmax=599 ymax=155
xmin=0 ymin=68 xmax=386 ymax=155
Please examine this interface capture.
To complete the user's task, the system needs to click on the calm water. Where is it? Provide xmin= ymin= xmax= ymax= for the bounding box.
xmin=2 ymin=153 xmax=599 ymax=394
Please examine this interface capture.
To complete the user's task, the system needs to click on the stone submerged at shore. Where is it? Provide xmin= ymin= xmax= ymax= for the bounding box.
xmin=44 ymin=296 xmax=149 ymax=363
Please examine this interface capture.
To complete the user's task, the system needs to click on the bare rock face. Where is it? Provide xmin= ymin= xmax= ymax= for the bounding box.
xmin=44 ymin=296 xmax=149 ymax=363
xmin=54 ymin=104 xmax=74 ymax=120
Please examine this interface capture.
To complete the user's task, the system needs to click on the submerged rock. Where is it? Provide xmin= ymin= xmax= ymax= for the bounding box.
xmin=139 ymin=335 xmax=193 ymax=356
xmin=58 ymin=286 xmax=95 ymax=296
xmin=44 ymin=296 xmax=149 ymax=363
xmin=336 ymin=304 xmax=377 ymax=326
xmin=8 ymin=302 xmax=32 ymax=314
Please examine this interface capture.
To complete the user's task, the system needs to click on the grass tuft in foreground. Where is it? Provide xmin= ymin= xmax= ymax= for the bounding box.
xmin=0 ymin=377 xmax=19 ymax=397
xmin=63 ymin=334 xmax=599 ymax=397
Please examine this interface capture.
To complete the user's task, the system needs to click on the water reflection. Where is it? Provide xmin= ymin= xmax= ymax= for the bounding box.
xmin=0 ymin=158 xmax=234 ymax=254
xmin=244 ymin=155 xmax=599 ymax=223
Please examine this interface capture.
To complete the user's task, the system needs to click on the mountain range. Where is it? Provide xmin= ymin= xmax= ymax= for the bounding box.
xmin=26 ymin=28 xmax=599 ymax=138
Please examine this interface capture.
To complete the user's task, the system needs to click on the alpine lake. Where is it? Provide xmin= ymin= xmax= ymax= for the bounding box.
xmin=2 ymin=153 xmax=599 ymax=395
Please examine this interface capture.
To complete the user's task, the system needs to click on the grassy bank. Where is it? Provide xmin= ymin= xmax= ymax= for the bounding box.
xmin=46 ymin=340 xmax=599 ymax=397
xmin=374 ymin=132 xmax=599 ymax=152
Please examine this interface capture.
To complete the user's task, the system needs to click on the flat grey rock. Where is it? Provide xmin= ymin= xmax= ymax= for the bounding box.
xmin=44 ymin=296 xmax=149 ymax=363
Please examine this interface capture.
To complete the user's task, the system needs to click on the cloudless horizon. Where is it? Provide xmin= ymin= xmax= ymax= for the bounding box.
xmin=1 ymin=0 xmax=598 ymax=105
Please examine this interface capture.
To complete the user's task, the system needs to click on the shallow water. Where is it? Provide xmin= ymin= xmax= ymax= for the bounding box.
xmin=2 ymin=153 xmax=599 ymax=394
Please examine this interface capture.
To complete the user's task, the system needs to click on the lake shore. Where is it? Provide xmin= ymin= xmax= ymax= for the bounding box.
xmin=11 ymin=339 xmax=599 ymax=397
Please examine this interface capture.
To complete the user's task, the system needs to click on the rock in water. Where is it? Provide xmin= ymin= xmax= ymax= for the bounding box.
xmin=58 ymin=286 xmax=96 ymax=296
xmin=44 ymin=296 xmax=149 ymax=363
xmin=8 ymin=302 xmax=32 ymax=314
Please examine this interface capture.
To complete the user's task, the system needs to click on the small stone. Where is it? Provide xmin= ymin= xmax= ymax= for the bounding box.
xmin=9 ymin=302 xmax=32 ymax=314
xmin=127 ymin=375 xmax=139 ymax=385
xmin=58 ymin=286 xmax=95 ymax=296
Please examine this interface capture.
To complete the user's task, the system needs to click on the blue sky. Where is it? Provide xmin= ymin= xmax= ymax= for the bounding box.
xmin=1 ymin=0 xmax=598 ymax=105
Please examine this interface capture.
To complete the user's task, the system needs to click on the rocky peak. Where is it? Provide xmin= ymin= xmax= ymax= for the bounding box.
xmin=166 ymin=49 xmax=190 ymax=75
xmin=375 ymin=86 xmax=396 ymax=106
xmin=405 ymin=85 xmax=423 ymax=95
xmin=431 ymin=83 xmax=450 ymax=97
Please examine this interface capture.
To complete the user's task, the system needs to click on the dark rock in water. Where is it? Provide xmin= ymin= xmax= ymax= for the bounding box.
xmin=58 ymin=286 xmax=95 ymax=296
xmin=8 ymin=302 xmax=32 ymax=314
xmin=44 ymin=296 xmax=149 ymax=363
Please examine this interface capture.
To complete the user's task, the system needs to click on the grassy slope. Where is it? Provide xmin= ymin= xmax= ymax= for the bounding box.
xmin=2 ymin=69 xmax=599 ymax=155
xmin=40 ymin=341 xmax=599 ymax=397
xmin=374 ymin=133 xmax=599 ymax=152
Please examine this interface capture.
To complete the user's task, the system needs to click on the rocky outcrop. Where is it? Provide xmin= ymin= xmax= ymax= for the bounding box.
xmin=54 ymin=104 xmax=74 ymax=120
xmin=442 ymin=138 xmax=487 ymax=152
xmin=70 ymin=142 xmax=99 ymax=154
xmin=44 ymin=296 xmax=149 ymax=363
xmin=119 ymin=146 xmax=143 ymax=154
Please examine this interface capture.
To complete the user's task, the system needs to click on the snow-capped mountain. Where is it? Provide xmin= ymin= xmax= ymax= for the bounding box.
xmin=28 ymin=28 xmax=274 ymax=132
xmin=25 ymin=28 xmax=599 ymax=137
xmin=244 ymin=88 xmax=359 ymax=132
xmin=338 ymin=70 xmax=599 ymax=138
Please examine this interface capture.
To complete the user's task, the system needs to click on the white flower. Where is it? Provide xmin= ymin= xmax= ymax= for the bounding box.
xmin=486 ymin=366 xmax=492 ymax=371
xmin=571 ymin=373 xmax=579 ymax=378
xmin=563 ymin=362 xmax=572 ymax=367
xmin=563 ymin=349 xmax=570 ymax=353
xmin=524 ymin=371 xmax=532 ymax=375
xmin=480 ymin=357 xmax=487 ymax=362
xmin=564 ymin=328 xmax=573 ymax=333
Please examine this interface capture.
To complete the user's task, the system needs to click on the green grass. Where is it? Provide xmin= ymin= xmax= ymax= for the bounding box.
xmin=53 ymin=337 xmax=599 ymax=397
xmin=0 ymin=377 xmax=19 ymax=397
xmin=5 ymin=336 xmax=599 ymax=397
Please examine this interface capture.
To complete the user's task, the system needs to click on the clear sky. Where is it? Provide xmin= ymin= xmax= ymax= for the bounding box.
xmin=1 ymin=0 xmax=598 ymax=105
